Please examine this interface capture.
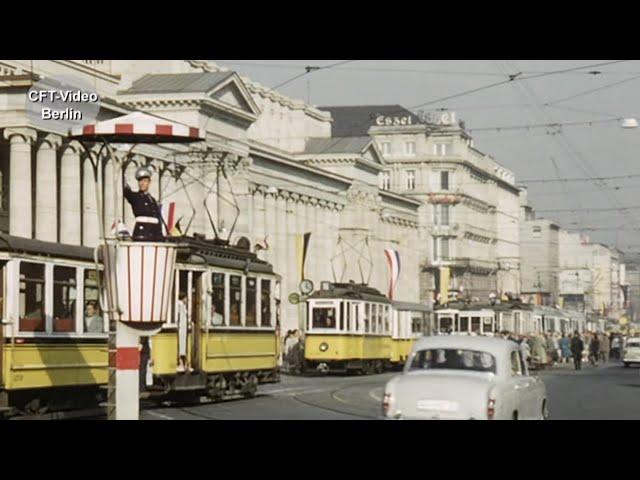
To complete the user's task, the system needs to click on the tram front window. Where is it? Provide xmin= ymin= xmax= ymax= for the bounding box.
xmin=19 ymin=262 xmax=45 ymax=332
xmin=471 ymin=316 xmax=481 ymax=333
xmin=84 ymin=269 xmax=103 ymax=333
xmin=53 ymin=266 xmax=76 ymax=332
xmin=459 ymin=316 xmax=469 ymax=332
xmin=230 ymin=275 xmax=241 ymax=326
xmin=211 ymin=273 xmax=225 ymax=327
xmin=439 ymin=316 xmax=452 ymax=333
xmin=246 ymin=277 xmax=257 ymax=326
xmin=313 ymin=307 xmax=336 ymax=329
xmin=261 ymin=279 xmax=271 ymax=327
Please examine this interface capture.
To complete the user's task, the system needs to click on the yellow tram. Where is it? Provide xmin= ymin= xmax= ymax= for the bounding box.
xmin=303 ymin=283 xmax=431 ymax=374
xmin=0 ymin=234 xmax=280 ymax=417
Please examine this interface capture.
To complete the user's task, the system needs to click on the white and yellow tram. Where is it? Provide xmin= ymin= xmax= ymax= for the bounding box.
xmin=0 ymin=234 xmax=280 ymax=417
xmin=434 ymin=301 xmax=585 ymax=336
xmin=303 ymin=283 xmax=431 ymax=374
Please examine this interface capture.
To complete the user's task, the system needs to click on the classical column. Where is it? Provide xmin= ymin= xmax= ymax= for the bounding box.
xmin=82 ymin=155 xmax=101 ymax=247
xmin=253 ymin=187 xmax=266 ymax=249
xmin=60 ymin=141 xmax=82 ymax=245
xmin=102 ymin=156 xmax=124 ymax=235
xmin=3 ymin=127 xmax=37 ymax=238
xmin=263 ymin=191 xmax=277 ymax=266
xmin=35 ymin=134 xmax=62 ymax=242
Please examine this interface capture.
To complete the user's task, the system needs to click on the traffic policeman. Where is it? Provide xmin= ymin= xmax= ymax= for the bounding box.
xmin=124 ymin=166 xmax=165 ymax=241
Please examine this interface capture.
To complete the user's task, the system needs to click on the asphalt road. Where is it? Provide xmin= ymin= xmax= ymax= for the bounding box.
xmin=138 ymin=360 xmax=640 ymax=420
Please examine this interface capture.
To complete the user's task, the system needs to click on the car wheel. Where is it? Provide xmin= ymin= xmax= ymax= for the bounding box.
xmin=624 ymin=362 xmax=630 ymax=368
xmin=541 ymin=400 xmax=549 ymax=420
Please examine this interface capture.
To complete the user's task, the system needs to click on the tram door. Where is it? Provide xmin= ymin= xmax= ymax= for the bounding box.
xmin=179 ymin=270 xmax=205 ymax=372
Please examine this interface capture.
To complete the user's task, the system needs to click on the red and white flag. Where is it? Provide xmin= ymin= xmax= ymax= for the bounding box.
xmin=384 ymin=249 xmax=401 ymax=300
xmin=160 ymin=202 xmax=176 ymax=236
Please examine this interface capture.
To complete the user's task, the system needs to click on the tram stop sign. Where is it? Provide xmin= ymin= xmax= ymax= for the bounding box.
xmin=289 ymin=292 xmax=300 ymax=305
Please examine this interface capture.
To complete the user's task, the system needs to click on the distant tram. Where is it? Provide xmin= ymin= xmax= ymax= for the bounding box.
xmin=303 ymin=282 xmax=431 ymax=374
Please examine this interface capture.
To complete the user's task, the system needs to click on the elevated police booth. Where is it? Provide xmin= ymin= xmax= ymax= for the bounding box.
xmin=69 ymin=112 xmax=204 ymax=419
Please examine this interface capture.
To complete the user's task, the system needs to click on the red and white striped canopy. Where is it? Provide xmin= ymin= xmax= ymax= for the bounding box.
xmin=69 ymin=111 xmax=204 ymax=144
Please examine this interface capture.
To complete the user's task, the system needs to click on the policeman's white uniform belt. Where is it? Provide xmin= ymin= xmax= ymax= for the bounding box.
xmin=136 ymin=216 xmax=159 ymax=224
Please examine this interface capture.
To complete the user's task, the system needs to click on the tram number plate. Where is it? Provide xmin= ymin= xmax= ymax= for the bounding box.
xmin=417 ymin=400 xmax=459 ymax=412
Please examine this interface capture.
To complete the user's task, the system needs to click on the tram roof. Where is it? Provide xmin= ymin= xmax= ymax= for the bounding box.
xmin=392 ymin=301 xmax=432 ymax=312
xmin=0 ymin=234 xmax=95 ymax=261
xmin=308 ymin=283 xmax=390 ymax=303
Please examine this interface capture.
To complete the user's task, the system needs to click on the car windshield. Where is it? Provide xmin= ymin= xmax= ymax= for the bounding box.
xmin=409 ymin=349 xmax=497 ymax=373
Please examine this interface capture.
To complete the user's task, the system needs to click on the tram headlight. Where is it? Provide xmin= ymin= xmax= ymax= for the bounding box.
xmin=319 ymin=342 xmax=329 ymax=352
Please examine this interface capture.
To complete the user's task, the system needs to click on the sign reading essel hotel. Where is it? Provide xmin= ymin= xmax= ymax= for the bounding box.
xmin=375 ymin=115 xmax=414 ymax=126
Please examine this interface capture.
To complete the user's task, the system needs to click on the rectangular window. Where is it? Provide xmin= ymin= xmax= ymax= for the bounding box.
xmin=380 ymin=170 xmax=391 ymax=190
xmin=230 ymin=275 xmax=242 ymax=326
xmin=406 ymin=170 xmax=416 ymax=190
xmin=211 ymin=273 xmax=225 ymax=326
xmin=83 ymin=269 xmax=103 ymax=333
xmin=53 ymin=266 xmax=76 ymax=333
xmin=433 ymin=143 xmax=451 ymax=156
xmin=532 ymin=226 xmax=542 ymax=238
xmin=364 ymin=303 xmax=371 ymax=333
xmin=441 ymin=171 xmax=450 ymax=190
xmin=19 ymin=262 xmax=45 ymax=332
xmin=381 ymin=142 xmax=391 ymax=155
xmin=434 ymin=205 xmax=451 ymax=226
xmin=312 ymin=307 xmax=336 ymax=329
xmin=260 ymin=279 xmax=271 ymax=327
xmin=471 ymin=316 xmax=481 ymax=333
xmin=245 ymin=277 xmax=257 ymax=326
xmin=441 ymin=238 xmax=450 ymax=260
xmin=433 ymin=237 xmax=439 ymax=261
xmin=459 ymin=316 xmax=469 ymax=332
xmin=405 ymin=141 xmax=415 ymax=156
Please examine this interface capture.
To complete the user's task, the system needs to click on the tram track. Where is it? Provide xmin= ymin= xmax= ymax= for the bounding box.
xmin=288 ymin=379 xmax=384 ymax=420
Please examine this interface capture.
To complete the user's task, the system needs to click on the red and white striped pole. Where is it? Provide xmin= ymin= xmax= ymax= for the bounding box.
xmin=114 ymin=322 xmax=141 ymax=420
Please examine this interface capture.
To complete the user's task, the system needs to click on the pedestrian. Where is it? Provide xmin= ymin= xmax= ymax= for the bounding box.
xmin=176 ymin=292 xmax=189 ymax=372
xmin=611 ymin=334 xmax=621 ymax=360
xmin=139 ymin=336 xmax=151 ymax=391
xmin=124 ymin=165 xmax=166 ymax=241
xmin=520 ymin=336 xmax=530 ymax=367
xmin=589 ymin=334 xmax=600 ymax=366
xmin=284 ymin=330 xmax=297 ymax=373
xmin=570 ymin=330 xmax=584 ymax=370
xmin=560 ymin=333 xmax=571 ymax=364
xmin=545 ymin=334 xmax=557 ymax=366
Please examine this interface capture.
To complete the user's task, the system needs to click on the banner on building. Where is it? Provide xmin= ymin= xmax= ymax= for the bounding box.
xmin=296 ymin=232 xmax=311 ymax=280
xmin=440 ymin=267 xmax=450 ymax=304
xmin=384 ymin=249 xmax=401 ymax=300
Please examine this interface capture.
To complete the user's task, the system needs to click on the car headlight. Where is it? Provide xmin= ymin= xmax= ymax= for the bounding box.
xmin=319 ymin=342 xmax=329 ymax=352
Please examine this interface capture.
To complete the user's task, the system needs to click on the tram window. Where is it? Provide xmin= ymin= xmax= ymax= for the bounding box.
xmin=371 ymin=304 xmax=377 ymax=333
xmin=339 ymin=303 xmax=344 ymax=330
xmin=19 ymin=262 xmax=45 ymax=332
xmin=471 ymin=316 xmax=481 ymax=333
xmin=313 ymin=307 xmax=336 ymax=329
xmin=211 ymin=273 xmax=225 ymax=327
xmin=483 ymin=317 xmax=494 ymax=333
xmin=364 ymin=304 xmax=370 ymax=333
xmin=260 ymin=279 xmax=271 ymax=327
xmin=439 ymin=316 xmax=452 ymax=333
xmin=230 ymin=275 xmax=241 ymax=326
xmin=83 ymin=269 xmax=104 ymax=333
xmin=245 ymin=278 xmax=257 ymax=326
xmin=384 ymin=306 xmax=390 ymax=333
xmin=412 ymin=315 xmax=423 ymax=334
xmin=53 ymin=266 xmax=76 ymax=332
xmin=459 ymin=316 xmax=469 ymax=332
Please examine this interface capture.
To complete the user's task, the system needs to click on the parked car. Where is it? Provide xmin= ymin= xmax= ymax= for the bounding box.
xmin=623 ymin=337 xmax=640 ymax=367
xmin=383 ymin=335 xmax=548 ymax=420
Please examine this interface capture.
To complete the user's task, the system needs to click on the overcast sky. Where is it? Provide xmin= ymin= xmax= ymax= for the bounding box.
xmin=213 ymin=60 xmax=640 ymax=258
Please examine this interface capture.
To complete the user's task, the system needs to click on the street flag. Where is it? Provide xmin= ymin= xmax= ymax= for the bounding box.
xmin=160 ymin=202 xmax=176 ymax=236
xmin=296 ymin=232 xmax=311 ymax=280
xmin=384 ymin=249 xmax=401 ymax=300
